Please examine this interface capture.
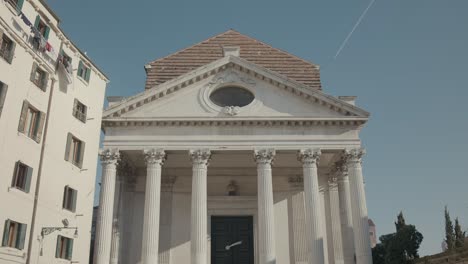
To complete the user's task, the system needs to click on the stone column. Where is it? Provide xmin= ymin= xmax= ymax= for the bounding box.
xmin=345 ymin=149 xmax=372 ymax=264
xmin=336 ymin=160 xmax=355 ymax=264
xmin=189 ymin=149 xmax=211 ymax=264
xmin=288 ymin=176 xmax=308 ymax=264
xmin=254 ymin=149 xmax=277 ymax=264
xmin=94 ymin=149 xmax=120 ymax=264
xmin=110 ymin=220 xmax=120 ymax=264
xmin=328 ymin=174 xmax=345 ymax=264
xmin=298 ymin=149 xmax=325 ymax=264
xmin=140 ymin=149 xmax=166 ymax=264
xmin=159 ymin=176 xmax=177 ymax=264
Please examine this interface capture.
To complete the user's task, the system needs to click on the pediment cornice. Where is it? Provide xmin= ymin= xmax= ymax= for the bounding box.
xmin=103 ymin=56 xmax=370 ymax=121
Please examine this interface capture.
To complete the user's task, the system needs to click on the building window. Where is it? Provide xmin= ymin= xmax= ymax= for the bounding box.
xmin=5 ymin=0 xmax=24 ymax=12
xmin=30 ymin=63 xmax=49 ymax=91
xmin=0 ymin=31 xmax=16 ymax=64
xmin=64 ymin=133 xmax=85 ymax=168
xmin=210 ymin=86 xmax=255 ymax=107
xmin=11 ymin=161 xmax=33 ymax=193
xmin=55 ymin=235 xmax=73 ymax=260
xmin=72 ymin=99 xmax=87 ymax=123
xmin=1 ymin=219 xmax=27 ymax=250
xmin=77 ymin=60 xmax=91 ymax=83
xmin=33 ymin=16 xmax=50 ymax=40
xmin=18 ymin=101 xmax=46 ymax=143
xmin=62 ymin=186 xmax=77 ymax=212
xmin=0 ymin=81 xmax=8 ymax=117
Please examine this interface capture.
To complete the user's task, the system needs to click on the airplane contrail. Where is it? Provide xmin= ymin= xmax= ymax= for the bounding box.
xmin=334 ymin=0 xmax=377 ymax=59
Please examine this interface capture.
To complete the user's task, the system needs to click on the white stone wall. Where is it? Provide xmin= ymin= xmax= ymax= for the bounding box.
xmin=0 ymin=1 xmax=107 ymax=263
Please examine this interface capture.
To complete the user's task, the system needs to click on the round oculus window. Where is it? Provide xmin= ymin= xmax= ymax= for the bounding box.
xmin=209 ymin=86 xmax=254 ymax=107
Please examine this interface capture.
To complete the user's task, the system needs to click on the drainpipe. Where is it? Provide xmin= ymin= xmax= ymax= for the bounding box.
xmin=26 ymin=42 xmax=63 ymax=264
xmin=25 ymin=76 xmax=56 ymax=263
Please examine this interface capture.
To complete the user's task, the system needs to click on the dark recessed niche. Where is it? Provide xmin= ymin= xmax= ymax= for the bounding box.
xmin=209 ymin=86 xmax=254 ymax=107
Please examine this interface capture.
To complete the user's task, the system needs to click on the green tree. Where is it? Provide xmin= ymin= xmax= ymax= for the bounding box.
xmin=454 ymin=217 xmax=466 ymax=248
xmin=371 ymin=212 xmax=423 ymax=264
xmin=445 ymin=206 xmax=456 ymax=250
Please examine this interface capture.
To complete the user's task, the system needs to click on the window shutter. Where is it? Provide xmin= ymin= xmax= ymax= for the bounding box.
xmin=11 ymin=161 xmax=19 ymax=187
xmin=17 ymin=224 xmax=26 ymax=250
xmin=34 ymin=111 xmax=46 ymax=143
xmin=78 ymin=61 xmax=83 ymax=77
xmin=17 ymin=101 xmax=29 ymax=133
xmin=30 ymin=63 xmax=38 ymax=83
xmin=85 ymin=68 xmax=91 ymax=82
xmin=62 ymin=186 xmax=68 ymax=209
xmin=2 ymin=220 xmax=10 ymax=246
xmin=83 ymin=105 xmax=88 ymax=121
xmin=16 ymin=0 xmax=25 ymax=12
xmin=64 ymin=133 xmax=72 ymax=161
xmin=0 ymin=28 xmax=4 ymax=48
xmin=66 ymin=238 xmax=74 ymax=260
xmin=55 ymin=235 xmax=62 ymax=258
xmin=41 ymin=72 xmax=49 ymax=92
xmin=0 ymin=82 xmax=8 ymax=116
xmin=71 ymin=189 xmax=77 ymax=212
xmin=72 ymin=99 xmax=78 ymax=117
xmin=44 ymin=26 xmax=50 ymax=40
xmin=34 ymin=16 xmax=40 ymax=29
xmin=7 ymin=41 xmax=16 ymax=64
xmin=78 ymin=141 xmax=85 ymax=168
xmin=25 ymin=166 xmax=33 ymax=193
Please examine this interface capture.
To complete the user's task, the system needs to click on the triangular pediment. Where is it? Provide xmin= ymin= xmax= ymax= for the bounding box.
xmin=103 ymin=56 xmax=369 ymax=122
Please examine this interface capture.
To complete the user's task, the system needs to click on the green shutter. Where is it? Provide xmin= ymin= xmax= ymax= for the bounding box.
xmin=62 ymin=186 xmax=68 ymax=209
xmin=17 ymin=101 xmax=29 ymax=133
xmin=66 ymin=238 xmax=73 ymax=260
xmin=25 ymin=166 xmax=33 ymax=193
xmin=71 ymin=189 xmax=77 ymax=212
xmin=11 ymin=161 xmax=19 ymax=187
xmin=16 ymin=224 xmax=26 ymax=250
xmin=2 ymin=220 xmax=10 ymax=246
xmin=78 ymin=141 xmax=85 ymax=168
xmin=30 ymin=63 xmax=38 ymax=84
xmin=34 ymin=16 xmax=40 ymax=29
xmin=41 ymin=72 xmax=49 ymax=92
xmin=7 ymin=41 xmax=16 ymax=64
xmin=85 ymin=68 xmax=91 ymax=82
xmin=78 ymin=61 xmax=83 ymax=78
xmin=44 ymin=26 xmax=50 ymax=40
xmin=0 ymin=82 xmax=8 ymax=117
xmin=35 ymin=111 xmax=46 ymax=143
xmin=16 ymin=0 xmax=24 ymax=12
xmin=64 ymin=133 xmax=72 ymax=161
xmin=55 ymin=235 xmax=62 ymax=258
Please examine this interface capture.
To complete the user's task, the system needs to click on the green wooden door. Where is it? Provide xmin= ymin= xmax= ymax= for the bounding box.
xmin=211 ymin=216 xmax=254 ymax=264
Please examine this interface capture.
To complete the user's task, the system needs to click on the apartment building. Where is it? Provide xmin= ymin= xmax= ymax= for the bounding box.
xmin=0 ymin=0 xmax=108 ymax=263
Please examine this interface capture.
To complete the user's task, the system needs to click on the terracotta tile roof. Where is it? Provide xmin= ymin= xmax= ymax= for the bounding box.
xmin=145 ymin=30 xmax=322 ymax=90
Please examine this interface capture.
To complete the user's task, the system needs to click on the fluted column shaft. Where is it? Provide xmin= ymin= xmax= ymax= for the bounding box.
xmin=298 ymin=149 xmax=325 ymax=264
xmin=346 ymin=149 xmax=372 ymax=264
xmin=110 ymin=226 xmax=120 ymax=264
xmin=141 ymin=149 xmax=166 ymax=264
xmin=254 ymin=149 xmax=277 ymax=264
xmin=190 ymin=149 xmax=211 ymax=264
xmin=337 ymin=162 xmax=355 ymax=264
xmin=94 ymin=149 xmax=120 ymax=264
xmin=329 ymin=176 xmax=345 ymax=264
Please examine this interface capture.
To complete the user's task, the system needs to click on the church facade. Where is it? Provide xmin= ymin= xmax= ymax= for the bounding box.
xmin=93 ymin=30 xmax=373 ymax=264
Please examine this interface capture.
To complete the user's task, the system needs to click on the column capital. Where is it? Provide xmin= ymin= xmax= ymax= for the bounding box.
xmin=144 ymin=148 xmax=166 ymax=165
xmin=344 ymin=148 xmax=366 ymax=164
xmin=297 ymin=148 xmax=321 ymax=165
xmin=253 ymin=148 xmax=276 ymax=164
xmin=189 ymin=149 xmax=211 ymax=165
xmin=99 ymin=149 xmax=120 ymax=165
xmin=328 ymin=174 xmax=339 ymax=188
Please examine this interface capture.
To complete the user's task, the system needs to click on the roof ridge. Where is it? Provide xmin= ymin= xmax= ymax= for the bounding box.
xmin=146 ymin=29 xmax=237 ymax=66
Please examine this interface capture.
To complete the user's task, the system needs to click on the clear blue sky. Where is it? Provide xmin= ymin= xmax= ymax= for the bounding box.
xmin=48 ymin=0 xmax=468 ymax=256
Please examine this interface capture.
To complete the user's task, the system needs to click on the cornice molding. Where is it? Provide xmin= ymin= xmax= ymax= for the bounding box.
xmin=102 ymin=56 xmax=370 ymax=120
